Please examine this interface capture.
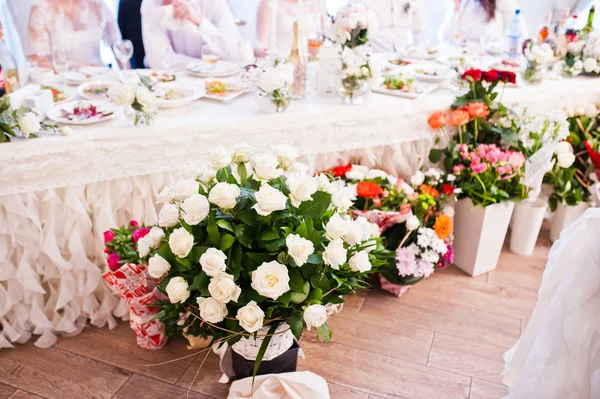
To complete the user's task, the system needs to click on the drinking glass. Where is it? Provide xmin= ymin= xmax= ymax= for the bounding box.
xmin=52 ymin=46 xmax=69 ymax=82
xmin=113 ymin=39 xmax=134 ymax=69
xmin=201 ymin=47 xmax=220 ymax=69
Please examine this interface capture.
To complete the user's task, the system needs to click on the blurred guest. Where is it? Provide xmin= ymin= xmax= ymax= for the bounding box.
xmin=118 ymin=0 xmax=145 ymax=69
xmin=26 ymin=0 xmax=121 ymax=68
xmin=255 ymin=0 xmax=327 ymax=57
xmin=350 ymin=0 xmax=428 ymax=52
xmin=141 ymin=0 xmax=241 ymax=69
xmin=438 ymin=0 xmax=529 ymax=44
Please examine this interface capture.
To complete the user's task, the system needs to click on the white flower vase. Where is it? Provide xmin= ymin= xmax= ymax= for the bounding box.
xmin=256 ymin=89 xmax=291 ymax=113
xmin=453 ymin=198 xmax=515 ymax=277
xmin=509 ymin=199 xmax=548 ymax=256
xmin=549 ymin=202 xmax=590 ymax=242
xmin=124 ymin=105 xmax=157 ymax=127
xmin=338 ymin=75 xmax=370 ymax=105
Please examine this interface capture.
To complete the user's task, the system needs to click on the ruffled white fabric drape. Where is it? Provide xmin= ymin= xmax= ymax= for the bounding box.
xmin=503 ymin=208 xmax=600 ymax=398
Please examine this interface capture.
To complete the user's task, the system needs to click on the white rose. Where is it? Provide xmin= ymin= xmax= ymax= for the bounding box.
xmin=576 ymin=105 xmax=586 ymax=116
xmin=156 ymin=186 xmax=176 ymax=204
xmin=252 ymin=152 xmax=283 ymax=181
xmin=174 ymin=179 xmax=200 ymax=200
xmin=18 ymin=112 xmax=40 ymax=138
xmin=355 ymin=216 xmax=380 ymax=240
xmin=303 ymin=304 xmax=328 ymax=331
xmin=557 ymin=152 xmax=576 ymax=168
xmin=208 ymin=145 xmax=234 ymax=169
xmin=315 ymin=173 xmax=331 ymax=192
xmin=584 ymin=58 xmax=598 ymax=73
xmin=365 ymin=169 xmax=389 ymax=180
xmin=348 ymin=250 xmax=371 ymax=272
xmin=233 ymin=143 xmax=253 ymax=163
xmin=406 ymin=215 xmax=420 ymax=231
xmin=196 ymin=297 xmax=227 ymax=323
xmin=271 ymin=145 xmax=299 ymax=169
xmin=286 ymin=234 xmax=314 ymax=266
xmin=585 ymin=104 xmax=598 ymax=118
xmin=185 ymin=165 xmax=216 ymax=184
xmin=137 ymin=235 xmax=153 ymax=257
xmin=200 ymin=248 xmax=227 ymax=277
xmin=136 ymin=86 xmax=156 ymax=110
xmin=253 ymin=184 xmax=288 ymax=216
xmin=208 ymin=272 xmax=241 ymax=304
xmin=259 ymin=67 xmax=286 ymax=93
xmin=289 ymin=162 xmax=310 ymax=175
xmin=410 ymin=171 xmax=425 ymax=186
xmin=158 ymin=203 xmax=180 ymax=228
xmin=331 ymin=190 xmax=354 ymax=211
xmin=166 ymin=276 xmax=190 ymax=303
xmin=323 ymin=238 xmax=347 ymax=270
xmin=565 ymin=105 xmax=576 ymax=118
xmin=554 ymin=141 xmax=573 ymax=155
xmin=209 ymin=182 xmax=240 ymax=209
xmin=109 ymin=83 xmax=135 ymax=106
xmin=148 ymin=226 xmax=165 ymax=247
xmin=236 ymin=301 xmax=265 ymax=333
xmin=343 ymin=220 xmax=364 ymax=246
xmin=168 ymin=227 xmax=194 ymax=258
xmin=325 ymin=213 xmax=348 ymax=240
xmin=148 ymin=254 xmax=171 ymax=278
xmin=181 ymin=194 xmax=210 ymax=225
xmin=60 ymin=126 xmax=73 ymax=136
xmin=231 ymin=162 xmax=254 ymax=184
xmin=345 ymin=165 xmax=369 ymax=180
xmin=287 ymin=173 xmax=318 ymax=207
xmin=251 ymin=261 xmax=290 ymax=299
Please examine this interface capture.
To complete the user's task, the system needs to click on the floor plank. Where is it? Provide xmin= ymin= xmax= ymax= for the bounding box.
xmin=0 ymin=344 xmax=130 ymax=399
xmin=469 ymin=379 xmax=509 ymax=399
xmin=329 ymin=383 xmax=370 ymax=399
xmin=0 ymin=383 xmax=16 ymax=399
xmin=7 ymin=391 xmax=45 ymax=399
xmin=427 ymin=333 xmax=507 ymax=385
xmin=55 ymin=323 xmax=197 ymax=384
xmin=113 ymin=374 xmax=213 ymax=399
xmin=175 ymin=351 xmax=230 ymax=399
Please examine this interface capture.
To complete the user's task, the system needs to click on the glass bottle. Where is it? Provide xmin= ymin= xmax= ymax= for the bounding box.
xmin=555 ymin=7 xmax=571 ymax=58
xmin=580 ymin=6 xmax=596 ymax=38
xmin=288 ymin=21 xmax=306 ymax=100
xmin=538 ymin=11 xmax=553 ymax=44
xmin=0 ymin=24 xmax=19 ymax=93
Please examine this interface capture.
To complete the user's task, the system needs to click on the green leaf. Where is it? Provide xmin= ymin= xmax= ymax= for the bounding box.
xmin=306 ymin=253 xmax=323 ymax=265
xmin=287 ymin=315 xmax=304 ymax=340
xmin=319 ymin=323 xmax=332 ymax=342
xmin=307 ymin=288 xmax=323 ymax=302
xmin=429 ymin=148 xmax=443 ymax=163
xmin=295 ymin=222 xmax=308 ymax=239
xmin=252 ymin=322 xmax=279 ymax=383
xmin=220 ymin=234 xmax=235 ymax=251
xmin=264 ymin=238 xmax=285 ymax=252
xmin=236 ymin=209 xmax=257 ymax=226
xmin=331 ymin=273 xmax=344 ymax=288
xmin=290 ymin=281 xmax=310 ymax=304
xmin=310 ymin=274 xmax=331 ymax=291
xmin=259 ymin=227 xmax=280 ymax=241
xmin=298 ymin=191 xmax=332 ymax=219
xmin=207 ymin=219 xmax=220 ymax=245
xmin=237 ymin=163 xmax=248 ymax=185
xmin=176 ymin=257 xmax=192 ymax=269
xmin=189 ymin=272 xmax=209 ymax=291
xmin=216 ymin=219 xmax=234 ymax=232
xmin=289 ymin=268 xmax=305 ymax=293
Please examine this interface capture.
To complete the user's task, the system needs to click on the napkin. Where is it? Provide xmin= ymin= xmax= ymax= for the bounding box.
xmin=159 ymin=5 xmax=198 ymax=34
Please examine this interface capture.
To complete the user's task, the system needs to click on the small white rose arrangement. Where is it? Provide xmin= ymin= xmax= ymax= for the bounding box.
xmin=328 ymin=4 xmax=378 ymax=49
xmin=523 ymin=42 xmax=554 ymax=84
xmin=245 ymin=61 xmax=294 ymax=113
xmin=109 ymin=81 xmax=158 ymax=126
xmin=0 ymin=96 xmax=61 ymax=142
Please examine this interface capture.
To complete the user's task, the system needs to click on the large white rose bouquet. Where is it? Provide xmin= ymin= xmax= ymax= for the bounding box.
xmin=562 ymin=34 xmax=600 ymax=76
xmin=152 ymin=144 xmax=393 ymax=371
xmin=109 ymin=81 xmax=157 ymax=126
xmin=244 ymin=61 xmax=294 ymax=113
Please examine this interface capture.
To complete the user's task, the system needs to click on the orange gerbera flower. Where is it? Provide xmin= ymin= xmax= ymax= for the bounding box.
xmin=448 ymin=109 xmax=470 ymax=126
xmin=434 ymin=214 xmax=453 ymax=240
xmin=428 ymin=111 xmax=447 ymax=130
xmin=466 ymin=102 xmax=490 ymax=118
xmin=419 ymin=184 xmax=439 ymax=198
xmin=356 ymin=181 xmax=383 ymax=198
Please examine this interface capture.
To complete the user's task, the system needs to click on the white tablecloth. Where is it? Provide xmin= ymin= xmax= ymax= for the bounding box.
xmin=1 ymin=71 xmax=599 ymax=349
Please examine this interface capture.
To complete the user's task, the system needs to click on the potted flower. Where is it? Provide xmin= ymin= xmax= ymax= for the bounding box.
xmin=109 ymin=81 xmax=158 ymax=126
xmin=245 ymin=61 xmax=294 ymax=113
xmin=152 ymin=145 xmax=392 ymax=379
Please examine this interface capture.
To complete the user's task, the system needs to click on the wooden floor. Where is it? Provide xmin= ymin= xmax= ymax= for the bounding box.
xmin=0 ymin=228 xmax=550 ymax=399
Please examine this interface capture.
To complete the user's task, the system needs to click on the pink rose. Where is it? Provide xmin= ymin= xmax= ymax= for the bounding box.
xmin=133 ymin=227 xmax=150 ymax=243
xmin=103 ymin=230 xmax=115 ymax=243
xmin=107 ymin=253 xmax=121 ymax=271
xmin=508 ymin=152 xmax=526 ymax=169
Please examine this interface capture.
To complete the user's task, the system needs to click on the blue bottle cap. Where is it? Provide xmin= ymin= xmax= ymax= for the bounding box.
xmin=516 ymin=9 xmax=521 ymax=15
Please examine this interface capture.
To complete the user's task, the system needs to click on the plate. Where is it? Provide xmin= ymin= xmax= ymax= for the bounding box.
xmin=40 ymin=85 xmax=72 ymax=103
xmin=77 ymin=80 xmax=117 ymax=100
xmin=203 ymin=79 xmax=248 ymax=102
xmin=187 ymin=61 xmax=240 ymax=78
xmin=137 ymin=70 xmax=178 ymax=84
xmin=373 ymin=79 xmax=439 ymax=99
xmin=405 ymin=64 xmax=455 ymax=82
xmin=153 ymin=82 xmax=206 ymax=108
xmin=47 ymin=100 xmax=115 ymax=125
xmin=64 ymin=67 xmax=112 ymax=84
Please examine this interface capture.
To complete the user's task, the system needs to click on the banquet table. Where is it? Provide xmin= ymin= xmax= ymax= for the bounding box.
xmin=1 ymin=66 xmax=599 ymax=349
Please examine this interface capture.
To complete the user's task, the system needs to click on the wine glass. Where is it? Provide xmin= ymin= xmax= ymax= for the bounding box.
xmin=201 ymin=47 xmax=220 ymax=70
xmin=113 ymin=39 xmax=134 ymax=70
xmin=52 ymin=46 xmax=69 ymax=83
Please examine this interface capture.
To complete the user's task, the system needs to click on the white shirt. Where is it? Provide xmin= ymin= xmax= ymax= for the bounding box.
xmin=350 ymin=0 xmax=429 ymax=52
xmin=438 ymin=0 xmax=529 ymax=44
xmin=141 ymin=0 xmax=241 ymax=69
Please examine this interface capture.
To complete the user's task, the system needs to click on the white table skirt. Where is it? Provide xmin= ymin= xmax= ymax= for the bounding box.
xmin=0 ymin=73 xmax=599 ymax=349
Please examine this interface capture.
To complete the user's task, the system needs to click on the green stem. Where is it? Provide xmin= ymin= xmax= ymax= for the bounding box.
xmin=474 ymin=118 xmax=479 ymax=143
xmin=458 ymin=126 xmax=463 ymax=144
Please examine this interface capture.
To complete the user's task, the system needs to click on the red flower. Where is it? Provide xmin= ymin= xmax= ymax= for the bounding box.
xmin=130 ymin=220 xmax=139 ymax=227
xmin=498 ymin=71 xmax=517 ymax=84
xmin=356 ymin=181 xmax=383 ymax=198
xmin=482 ymin=70 xmax=499 ymax=82
xmin=107 ymin=253 xmax=121 ymax=271
xmin=585 ymin=140 xmax=600 ymax=169
xmin=330 ymin=164 xmax=352 ymax=177
xmin=462 ymin=69 xmax=482 ymax=82
xmin=103 ymin=230 xmax=115 ymax=243
xmin=133 ymin=227 xmax=150 ymax=243
xmin=441 ymin=184 xmax=455 ymax=196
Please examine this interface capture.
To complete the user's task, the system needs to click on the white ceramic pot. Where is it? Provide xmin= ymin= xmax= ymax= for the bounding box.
xmin=549 ymin=202 xmax=590 ymax=242
xmin=453 ymin=198 xmax=515 ymax=277
xmin=509 ymin=199 xmax=548 ymax=256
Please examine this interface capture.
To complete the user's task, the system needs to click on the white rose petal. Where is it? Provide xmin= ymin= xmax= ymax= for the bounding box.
xmin=348 ymin=250 xmax=372 ymax=273
xmin=166 ymin=276 xmax=190 ymax=303
xmin=181 ymin=194 xmax=210 ymax=225
xmin=345 ymin=165 xmax=369 ymax=180
xmin=156 ymin=186 xmax=176 ymax=204
xmin=236 ymin=300 xmax=265 ymax=333
xmin=253 ymin=184 xmax=288 ymax=216
xmin=252 ymin=152 xmax=283 ymax=181
xmin=148 ymin=254 xmax=171 ymax=278
xmin=410 ymin=171 xmax=425 ymax=186
xmin=287 ymin=173 xmax=318 ymax=207
xmin=208 ymin=272 xmax=241 ymax=304
xmin=406 ymin=215 xmax=420 ymax=231
xmin=365 ymin=169 xmax=389 ymax=180
xmin=168 ymin=227 xmax=194 ymax=258
xmin=209 ymin=145 xmax=234 ymax=169
xmin=158 ymin=203 xmax=180 ymax=228
xmin=554 ymin=141 xmax=573 ymax=155
xmin=18 ymin=112 xmax=40 ymax=138
xmin=354 ymin=216 xmax=380 ymax=240
xmin=251 ymin=261 xmax=290 ymax=299
xmin=197 ymin=297 xmax=227 ymax=323
xmin=148 ymin=226 xmax=165 ymax=247
xmin=109 ymin=83 xmax=136 ymax=106
xmin=174 ymin=179 xmax=200 ymax=200
xmin=60 ymin=126 xmax=73 ymax=136
xmin=200 ymin=248 xmax=228 ymax=277
xmin=584 ymin=58 xmax=598 ymax=73
xmin=137 ymin=235 xmax=153 ymax=258
xmin=303 ymin=304 xmax=328 ymax=331
xmin=325 ymin=213 xmax=349 ymax=240
xmin=233 ymin=143 xmax=253 ymax=163
xmin=315 ymin=173 xmax=331 ymax=192
xmin=136 ymin=86 xmax=156 ymax=109
xmin=259 ymin=66 xmax=286 ymax=93
xmin=271 ymin=145 xmax=299 ymax=169
xmin=286 ymin=234 xmax=315 ymax=266
xmin=288 ymin=162 xmax=310 ymax=175
xmin=343 ymin=220 xmax=364 ymax=246
xmin=585 ymin=104 xmax=598 ymax=118
xmin=209 ymin=182 xmax=241 ymax=209
xmin=557 ymin=152 xmax=576 ymax=168
xmin=323 ymin=238 xmax=347 ymax=270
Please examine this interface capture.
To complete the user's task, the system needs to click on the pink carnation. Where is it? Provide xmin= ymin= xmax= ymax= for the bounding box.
xmin=130 ymin=220 xmax=139 ymax=227
xmin=508 ymin=152 xmax=526 ymax=168
xmin=103 ymin=230 xmax=115 ymax=243
xmin=471 ymin=162 xmax=488 ymax=174
xmin=107 ymin=253 xmax=121 ymax=271
xmin=133 ymin=227 xmax=150 ymax=243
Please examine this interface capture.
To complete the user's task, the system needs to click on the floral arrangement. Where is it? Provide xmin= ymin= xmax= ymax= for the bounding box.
xmin=103 ymin=220 xmax=164 ymax=271
xmin=328 ymin=4 xmax=378 ymax=49
xmin=109 ymin=81 xmax=157 ymax=126
xmin=0 ymin=96 xmax=65 ymax=142
xmin=523 ymin=42 xmax=554 ymax=83
xmin=152 ymin=145 xmax=392 ymax=367
xmin=339 ymin=47 xmax=372 ymax=98
xmin=244 ymin=61 xmax=294 ymax=112
xmin=561 ymin=35 xmax=600 ymax=76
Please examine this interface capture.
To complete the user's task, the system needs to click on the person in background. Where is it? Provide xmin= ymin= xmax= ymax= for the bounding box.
xmin=255 ymin=0 xmax=327 ymax=57
xmin=141 ymin=0 xmax=241 ymax=69
xmin=438 ymin=0 xmax=529 ymax=44
xmin=26 ymin=0 xmax=121 ymax=68
xmin=118 ymin=0 xmax=145 ymax=69
xmin=350 ymin=0 xmax=429 ymax=52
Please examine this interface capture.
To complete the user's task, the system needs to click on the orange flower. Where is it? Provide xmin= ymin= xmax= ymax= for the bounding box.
xmin=356 ymin=181 xmax=384 ymax=198
xmin=466 ymin=102 xmax=490 ymax=118
xmin=428 ymin=111 xmax=447 ymax=130
xmin=419 ymin=184 xmax=439 ymax=198
xmin=448 ymin=109 xmax=470 ymax=126
xmin=433 ymin=214 xmax=453 ymax=240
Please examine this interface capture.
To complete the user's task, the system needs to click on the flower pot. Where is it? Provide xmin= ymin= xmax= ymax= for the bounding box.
xmin=379 ymin=274 xmax=412 ymax=297
xmin=231 ymin=341 xmax=300 ymax=379
xmin=549 ymin=202 xmax=589 ymax=242
xmin=509 ymin=199 xmax=547 ymax=256
xmin=453 ymin=198 xmax=515 ymax=277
